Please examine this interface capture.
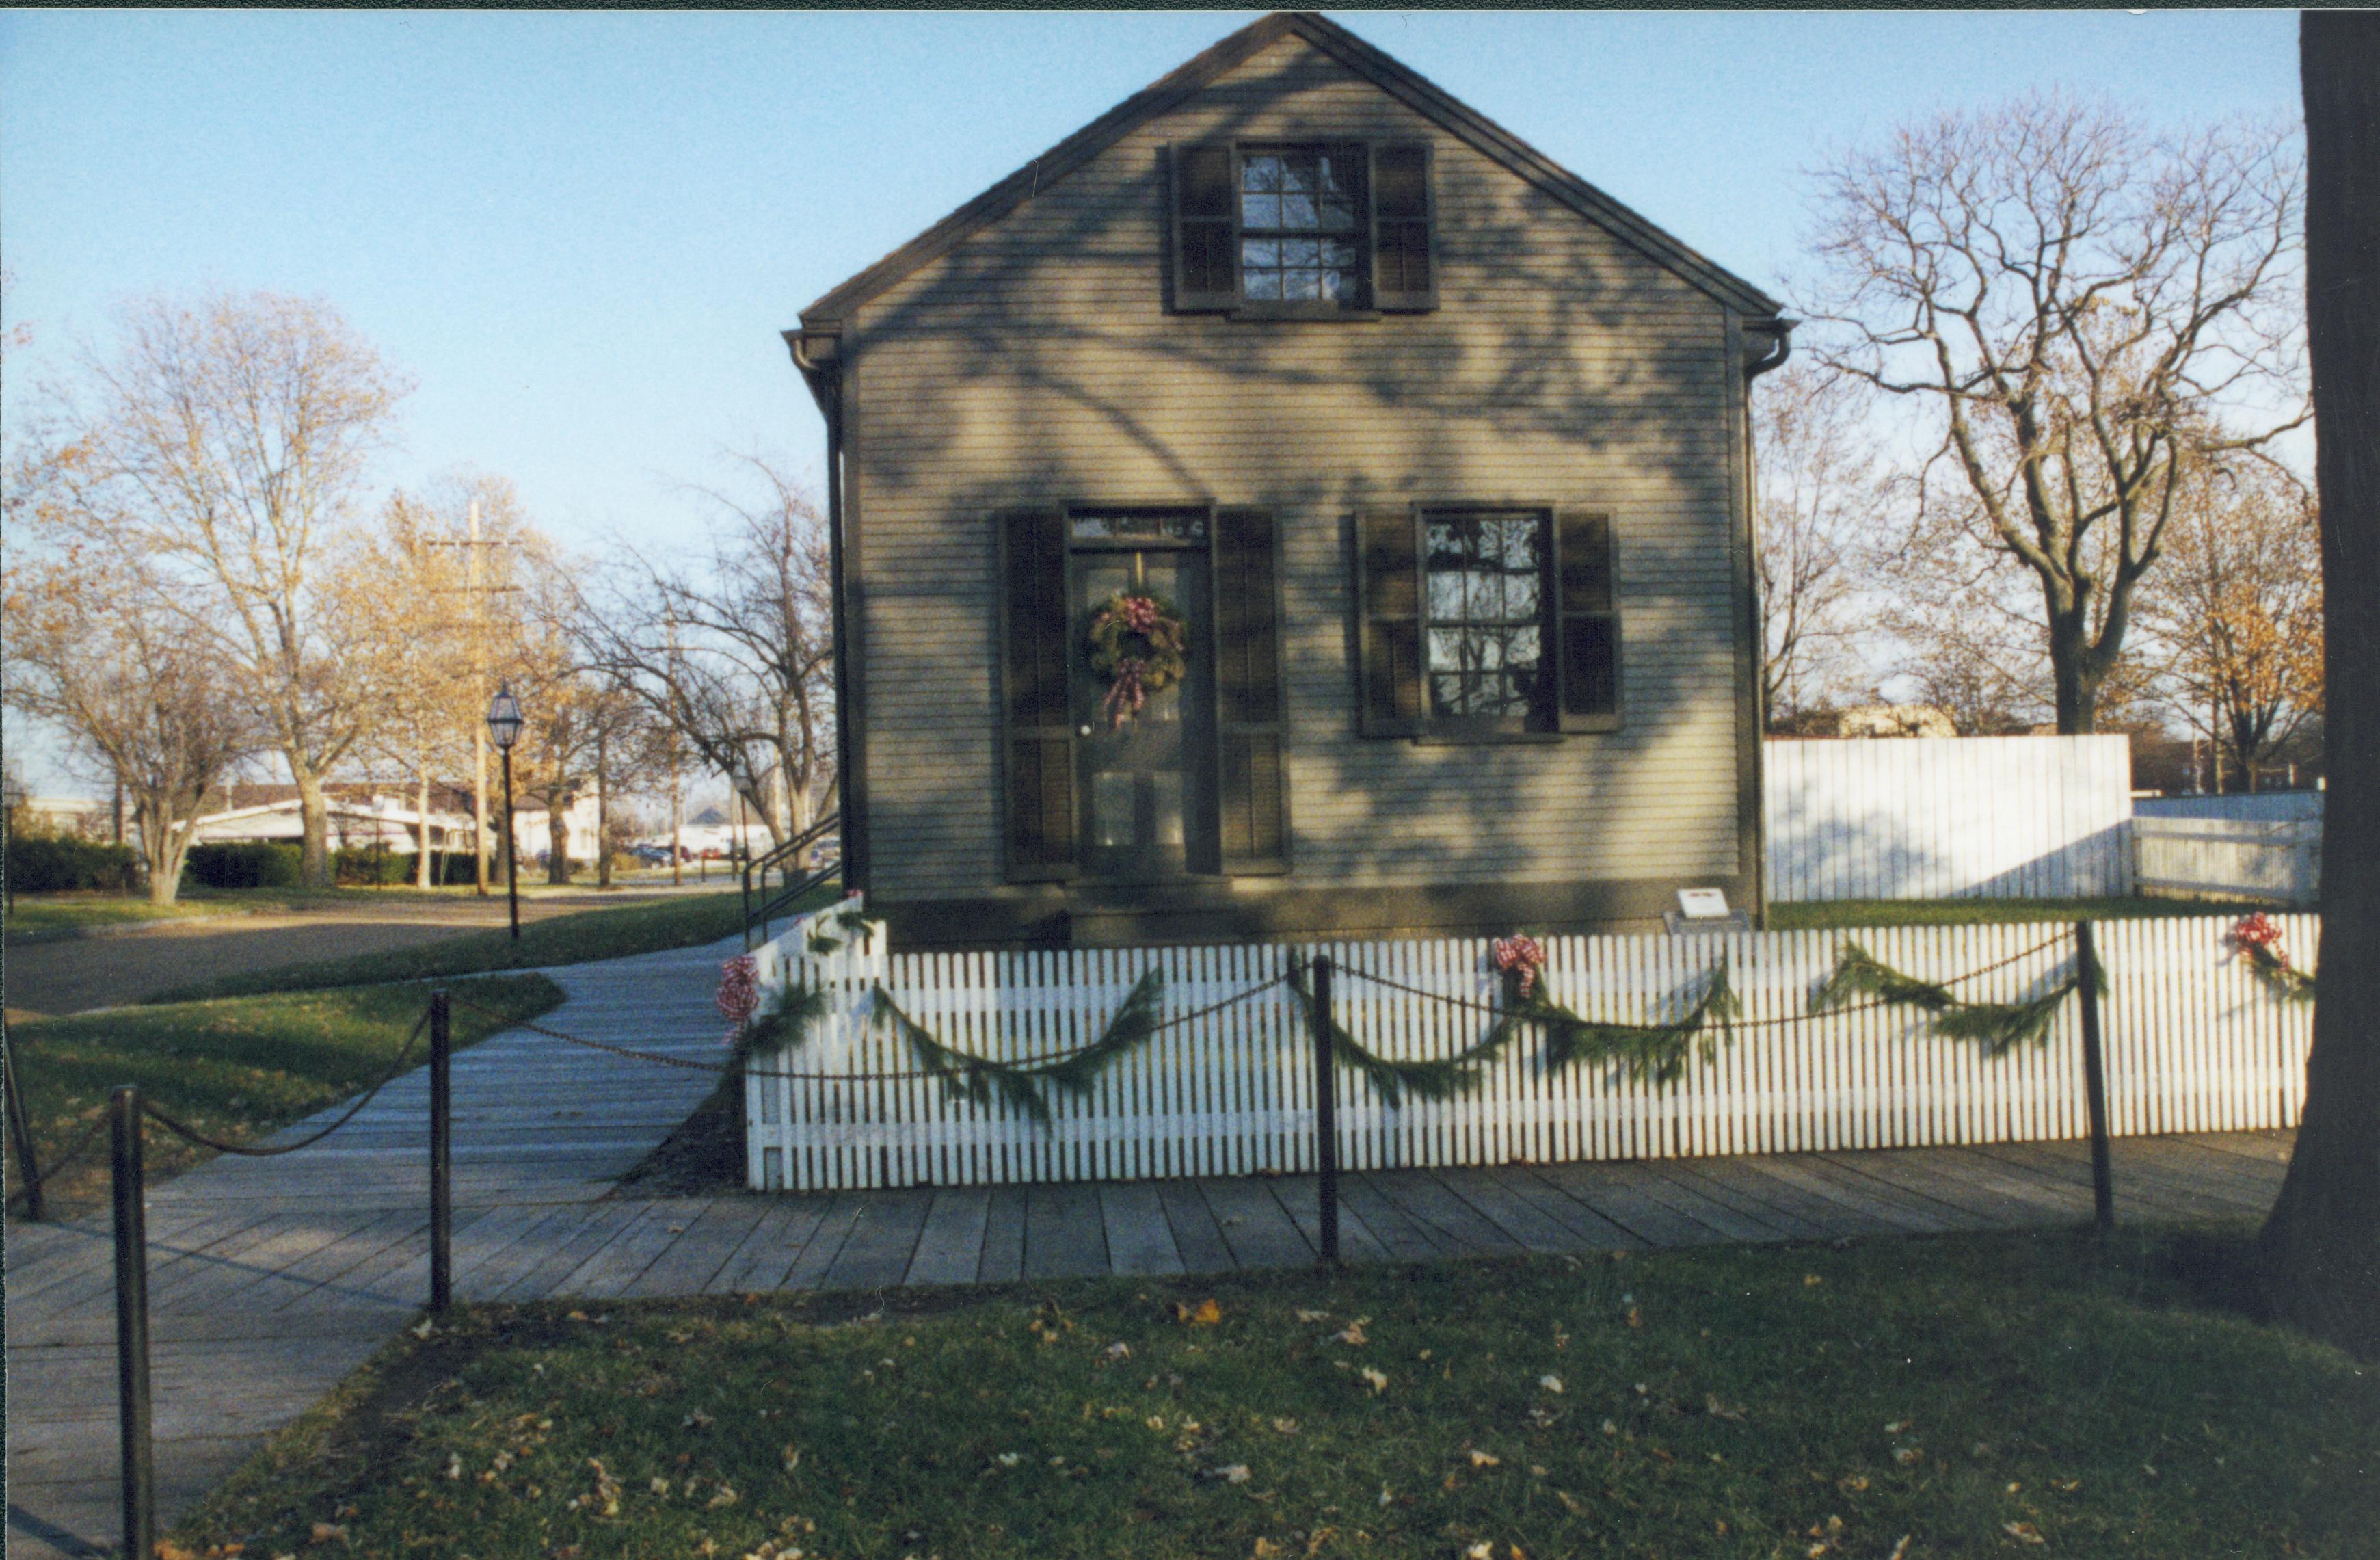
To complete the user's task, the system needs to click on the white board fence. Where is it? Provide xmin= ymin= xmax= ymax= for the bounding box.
xmin=1764 ymin=735 xmax=2133 ymax=901
xmin=746 ymin=899 xmax=2312 ymax=1193
xmin=2133 ymin=817 xmax=2321 ymax=908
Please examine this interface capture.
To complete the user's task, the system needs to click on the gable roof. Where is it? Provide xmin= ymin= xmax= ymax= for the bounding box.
xmin=797 ymin=11 xmax=1784 ymax=328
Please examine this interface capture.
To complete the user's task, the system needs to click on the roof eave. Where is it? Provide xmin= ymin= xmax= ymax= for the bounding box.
xmin=791 ymin=10 xmax=1783 ymax=330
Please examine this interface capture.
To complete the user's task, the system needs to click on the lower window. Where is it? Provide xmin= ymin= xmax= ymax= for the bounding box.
xmin=1359 ymin=504 xmax=1622 ymax=739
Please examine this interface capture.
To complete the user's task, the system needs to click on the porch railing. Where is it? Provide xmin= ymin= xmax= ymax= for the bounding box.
xmin=740 ymin=812 xmax=840 ymax=949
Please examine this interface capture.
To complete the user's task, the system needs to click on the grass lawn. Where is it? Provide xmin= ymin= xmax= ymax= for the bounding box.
xmin=170 ymin=1227 xmax=2373 ymax=1560
xmin=1770 ymin=896 xmax=2269 ymax=930
xmin=3 ymin=974 xmax=563 ymax=1213
xmin=145 ymin=886 xmax=829 ymax=1003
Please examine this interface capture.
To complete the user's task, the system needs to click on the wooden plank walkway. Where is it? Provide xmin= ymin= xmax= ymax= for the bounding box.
xmin=3 ymin=929 xmax=2299 ymax=1557
xmin=4 ymin=933 xmax=744 ymax=1560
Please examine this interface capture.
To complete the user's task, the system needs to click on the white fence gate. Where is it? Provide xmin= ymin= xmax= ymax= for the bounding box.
xmin=746 ymin=899 xmax=2311 ymax=1193
xmin=2133 ymin=817 xmax=2322 ymax=908
xmin=1763 ymin=735 xmax=2133 ymax=901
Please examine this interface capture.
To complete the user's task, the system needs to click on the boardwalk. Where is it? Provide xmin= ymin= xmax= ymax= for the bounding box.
xmin=4 ymin=930 xmax=2295 ymax=1557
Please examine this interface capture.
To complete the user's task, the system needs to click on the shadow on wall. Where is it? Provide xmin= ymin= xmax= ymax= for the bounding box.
xmin=1763 ymin=791 xmax=2131 ymax=903
xmin=844 ymin=46 xmax=1754 ymax=893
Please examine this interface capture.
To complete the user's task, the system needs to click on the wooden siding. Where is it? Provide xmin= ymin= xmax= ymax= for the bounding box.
xmin=844 ymin=33 xmax=1748 ymax=906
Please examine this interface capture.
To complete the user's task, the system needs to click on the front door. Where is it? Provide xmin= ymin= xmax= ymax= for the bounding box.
xmin=1069 ymin=516 xmax=1213 ymax=881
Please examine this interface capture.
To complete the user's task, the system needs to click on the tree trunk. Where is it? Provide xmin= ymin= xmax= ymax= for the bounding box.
xmin=596 ymin=733 xmax=612 ymax=889
xmin=547 ymin=802 xmax=572 ymax=886
xmin=2259 ymin=10 xmax=2380 ymax=1360
xmin=139 ymin=802 xmax=183 ymax=905
xmin=293 ymin=767 xmax=332 ymax=887
xmin=416 ymin=752 xmax=433 ymax=890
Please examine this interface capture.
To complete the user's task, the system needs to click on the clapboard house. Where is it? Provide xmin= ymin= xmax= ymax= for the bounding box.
xmin=786 ymin=12 xmax=1790 ymax=950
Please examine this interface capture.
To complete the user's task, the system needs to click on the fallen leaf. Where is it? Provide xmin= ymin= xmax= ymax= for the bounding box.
xmin=995 ymin=1453 xmax=1021 ymax=1468
xmin=1104 ymin=1341 xmax=1132 ymax=1360
xmin=1704 ymin=1394 xmax=1745 ymax=1420
xmin=781 ymin=1446 xmax=801 ymax=1473
xmin=1208 ymin=1464 xmax=1253 ymax=1485
xmin=1887 ymin=1539 xmax=1912 ymax=1560
xmin=1839 ymin=1475 xmax=1870 ymax=1493
xmin=1884 ymin=1420 xmax=1912 ymax=1434
xmin=683 ymin=1409 xmax=714 ymax=1429
xmin=1626 ymin=1307 xmax=1642 ymax=1329
xmin=2051 ymin=1479 xmax=2082 ymax=1493
xmin=1295 ymin=1309 xmax=1329 ymax=1323
xmin=2003 ymin=1522 xmax=2048 ymax=1547
xmin=1272 ymin=1418 xmax=1299 ymax=1435
xmin=1175 ymin=1299 xmax=1223 ymax=1327
xmin=306 ymin=1524 xmax=347 ymax=1547
xmin=1252 ymin=1541 xmax=1285 ymax=1559
xmin=1465 ymin=1543 xmax=1493 ymax=1559
xmin=1556 ymin=1490 xmax=1589 ymax=1516
xmin=1804 ymin=1274 xmax=1823 ymax=1287
xmin=409 ymin=1318 xmax=436 ymax=1340
xmin=1893 ymin=1446 xmax=1925 ymax=1466
xmin=1539 ymin=1374 xmax=1564 ymax=1394
xmin=1469 ymin=1449 xmax=1500 ymax=1468
xmin=1333 ymin=1323 xmax=1369 ymax=1347
xmin=1359 ymin=1367 xmax=1389 ymax=1395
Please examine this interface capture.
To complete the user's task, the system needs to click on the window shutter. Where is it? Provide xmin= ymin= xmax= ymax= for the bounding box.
xmin=1553 ymin=509 xmax=1623 ymax=732
xmin=1212 ymin=508 xmax=1289 ymax=873
xmin=1367 ymin=144 xmax=1438 ymax=312
xmin=998 ymin=510 xmax=1078 ymax=879
xmin=1170 ymin=143 xmax=1238 ymax=312
xmin=1356 ymin=507 xmax=1424 ymax=737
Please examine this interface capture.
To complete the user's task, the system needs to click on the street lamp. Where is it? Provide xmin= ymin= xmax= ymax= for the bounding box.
xmin=486 ymin=683 xmax=524 ymax=940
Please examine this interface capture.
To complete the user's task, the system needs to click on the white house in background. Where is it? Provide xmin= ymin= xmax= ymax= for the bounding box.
xmin=664 ymin=805 xmax=775 ymax=860
xmin=21 ymin=795 xmax=115 ymax=838
xmin=189 ymin=782 xmax=608 ymax=864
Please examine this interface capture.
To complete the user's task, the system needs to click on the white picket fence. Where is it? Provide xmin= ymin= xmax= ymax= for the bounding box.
xmin=2133 ymin=817 xmax=2322 ymax=908
xmin=745 ymin=898 xmax=2313 ymax=1193
xmin=1764 ymin=735 xmax=2134 ymax=901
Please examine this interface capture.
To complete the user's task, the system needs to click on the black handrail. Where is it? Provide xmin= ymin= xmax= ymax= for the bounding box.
xmin=742 ymin=812 xmax=840 ymax=949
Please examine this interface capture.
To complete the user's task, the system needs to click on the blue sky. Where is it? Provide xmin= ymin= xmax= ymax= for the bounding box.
xmin=1 ymin=8 xmax=2304 ymax=790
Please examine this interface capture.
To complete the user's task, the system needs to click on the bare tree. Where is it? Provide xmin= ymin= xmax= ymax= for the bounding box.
xmin=1803 ymin=93 xmax=2307 ymax=734
xmin=3 ymin=551 xmax=260 ymax=903
xmin=26 ymin=290 xmax=410 ymax=884
xmin=1754 ymin=363 xmax=1885 ymax=726
xmin=2135 ymin=462 xmax=2323 ymax=791
xmin=2260 ymin=9 xmax=2380 ymax=1360
xmin=575 ymin=455 xmax=835 ymax=853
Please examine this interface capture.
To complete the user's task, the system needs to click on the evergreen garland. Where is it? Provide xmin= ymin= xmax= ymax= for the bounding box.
xmin=870 ymin=970 xmax=1167 ymax=1126
xmin=1810 ymin=940 xmax=2092 ymax=1057
xmin=1284 ymin=954 xmax=1741 ymax=1100
xmin=732 ymin=976 xmax=833 ymax=1070
xmin=1530 ymin=960 xmax=1740 ymax=1085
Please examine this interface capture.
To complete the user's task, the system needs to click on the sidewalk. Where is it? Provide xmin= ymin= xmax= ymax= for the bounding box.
xmin=3 ymin=928 xmax=2295 ymax=1557
xmin=3 ymin=934 xmax=742 ymax=1559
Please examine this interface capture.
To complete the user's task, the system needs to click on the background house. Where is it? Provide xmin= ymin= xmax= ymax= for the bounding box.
xmin=787 ymin=11 xmax=1789 ymax=950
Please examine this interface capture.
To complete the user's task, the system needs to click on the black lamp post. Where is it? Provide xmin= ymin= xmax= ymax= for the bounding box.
xmin=486 ymin=683 xmax=524 ymax=940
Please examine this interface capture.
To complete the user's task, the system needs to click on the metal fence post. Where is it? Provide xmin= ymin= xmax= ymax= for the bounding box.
xmin=111 ymin=1085 xmax=155 ymax=1560
xmin=430 ymin=990 xmax=453 ymax=1312
xmin=2074 ymin=921 xmax=2115 ymax=1230
xmin=1311 ymin=955 xmax=1341 ymax=1267
xmin=6 ymin=1047 xmax=46 ymax=1221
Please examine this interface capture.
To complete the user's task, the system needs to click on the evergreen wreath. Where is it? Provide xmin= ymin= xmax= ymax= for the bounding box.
xmin=1086 ymin=592 xmax=1190 ymax=728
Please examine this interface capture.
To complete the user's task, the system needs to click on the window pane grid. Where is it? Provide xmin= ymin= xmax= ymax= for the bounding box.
xmin=1421 ymin=512 xmax=1552 ymax=726
xmin=1240 ymin=149 xmax=1361 ymax=304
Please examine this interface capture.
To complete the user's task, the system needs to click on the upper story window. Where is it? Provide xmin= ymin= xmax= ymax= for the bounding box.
xmin=1171 ymin=142 xmax=1439 ymax=317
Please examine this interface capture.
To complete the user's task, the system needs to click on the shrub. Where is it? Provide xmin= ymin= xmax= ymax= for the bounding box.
xmin=183 ymin=842 xmax=303 ymax=889
xmin=5 ymin=835 xmax=141 ymax=893
xmin=332 ymin=846 xmax=416 ymax=886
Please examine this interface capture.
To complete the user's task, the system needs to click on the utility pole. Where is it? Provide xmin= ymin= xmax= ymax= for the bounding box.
xmin=470 ymin=500 xmax=490 ymax=896
xmin=427 ymin=499 xmax=520 ymax=898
